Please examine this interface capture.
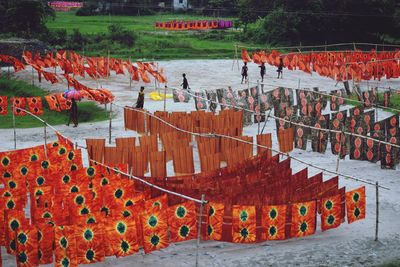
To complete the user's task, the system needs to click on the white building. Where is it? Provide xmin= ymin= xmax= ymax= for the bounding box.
xmin=173 ymin=0 xmax=188 ymax=10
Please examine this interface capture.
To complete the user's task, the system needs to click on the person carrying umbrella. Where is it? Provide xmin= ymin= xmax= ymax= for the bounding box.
xmin=64 ymin=89 xmax=81 ymax=127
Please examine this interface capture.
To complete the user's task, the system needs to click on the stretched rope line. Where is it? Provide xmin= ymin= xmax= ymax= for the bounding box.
xmin=9 ymin=108 xmax=207 ymax=204
xmin=236 ymin=42 xmax=400 ymax=50
xmin=90 ymin=160 xmax=207 ymax=204
xmin=116 ymin=103 xmax=390 ymax=190
xmin=161 ymin=86 xmax=400 ymax=150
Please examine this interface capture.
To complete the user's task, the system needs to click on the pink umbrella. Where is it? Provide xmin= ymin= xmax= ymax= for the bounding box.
xmin=64 ymin=89 xmax=83 ymax=100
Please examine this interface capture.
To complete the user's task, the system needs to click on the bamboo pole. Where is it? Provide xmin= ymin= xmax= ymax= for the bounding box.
xmin=195 ymin=194 xmax=206 ymax=267
xmin=163 ymin=85 xmax=167 ymax=112
xmin=31 ymin=67 xmax=35 ymax=86
xmin=335 ymin=126 xmax=345 ymax=172
xmin=257 ymin=80 xmax=261 ymax=134
xmin=375 ymin=181 xmax=379 ymax=241
xmin=109 ymin=103 xmax=113 ymax=145
xmin=12 ymin=99 xmax=16 ymax=149
xmin=43 ymin=122 xmax=48 ymax=158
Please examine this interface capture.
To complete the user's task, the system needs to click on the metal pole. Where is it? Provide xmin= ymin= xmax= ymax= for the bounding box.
xmin=109 ymin=103 xmax=113 ymax=144
xmin=195 ymin=194 xmax=206 ymax=267
xmin=375 ymin=181 xmax=379 ymax=241
xmin=12 ymin=100 xmax=16 ymax=149
xmin=257 ymin=80 xmax=261 ymax=135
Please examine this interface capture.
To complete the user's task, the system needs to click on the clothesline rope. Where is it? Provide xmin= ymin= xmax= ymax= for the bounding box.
xmin=10 ymin=108 xmax=207 ymax=204
xmin=116 ymin=103 xmax=390 ymax=190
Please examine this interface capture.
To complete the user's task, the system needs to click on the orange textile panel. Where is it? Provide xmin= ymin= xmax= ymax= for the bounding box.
xmin=54 ymin=226 xmax=78 ymax=267
xmin=149 ymin=151 xmax=166 ymax=179
xmin=224 ymin=146 xmax=246 ymax=167
xmin=206 ymin=202 xmax=224 ymax=241
xmin=75 ymin=224 xmax=105 ymax=264
xmin=0 ymin=96 xmax=8 ymax=115
xmin=144 ymin=194 xmax=168 ymax=211
xmin=123 ymin=107 xmax=147 ymax=133
xmin=237 ymin=136 xmax=254 ymax=159
xmin=26 ymin=97 xmax=43 ymax=116
xmin=115 ymin=137 xmax=136 ymax=163
xmin=261 ymin=205 xmax=287 ymax=240
xmin=44 ymin=95 xmax=61 ymax=112
xmin=232 ymin=205 xmax=256 ymax=243
xmin=105 ymin=219 xmax=139 ymax=257
xmin=5 ymin=210 xmax=28 ymax=255
xmin=15 ymin=225 xmax=39 ymax=267
xmin=168 ymin=201 xmax=197 ymax=243
xmin=154 ymin=111 xmax=170 ymax=134
xmin=199 ymin=152 xmax=220 ymax=173
xmin=55 ymin=93 xmax=72 ymax=111
xmin=290 ymin=201 xmax=316 ymax=238
xmin=241 ymin=48 xmax=252 ymax=62
xmin=345 ymin=186 xmax=366 ymax=224
xmin=278 ymin=127 xmax=294 ymax=153
xmin=12 ymin=97 xmax=27 ymax=116
xmin=128 ymin=148 xmax=148 ymax=177
xmin=37 ymin=223 xmax=54 ymax=265
xmin=197 ymin=137 xmax=220 ymax=155
xmin=172 ymin=146 xmax=195 ymax=175
xmin=139 ymin=135 xmax=158 ymax=154
xmin=86 ymin=138 xmax=105 ymax=164
xmin=321 ymin=194 xmax=342 ymax=231
xmin=136 ymin=109 xmax=147 ymax=134
xmin=141 ymin=207 xmax=169 ymax=254
xmin=257 ymin=133 xmax=272 ymax=158
xmin=103 ymin=146 xmax=121 ymax=165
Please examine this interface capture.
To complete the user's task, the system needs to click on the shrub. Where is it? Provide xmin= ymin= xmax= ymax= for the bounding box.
xmin=108 ymin=24 xmax=137 ymax=47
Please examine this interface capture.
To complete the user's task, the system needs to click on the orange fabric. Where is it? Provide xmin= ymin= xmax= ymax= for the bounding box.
xmin=290 ymin=201 xmax=316 ymax=238
xmin=262 ymin=205 xmax=287 ymax=240
xmin=55 ymin=93 xmax=72 ymax=111
xmin=75 ymin=224 xmax=105 ymax=264
xmin=241 ymin=48 xmax=252 ymax=62
xmin=345 ymin=186 xmax=366 ymax=224
xmin=12 ymin=97 xmax=26 ymax=116
xmin=206 ymin=202 xmax=224 ymax=241
xmin=0 ymin=96 xmax=8 ymax=115
xmin=16 ymin=225 xmax=39 ymax=267
xmin=141 ymin=207 xmax=169 ymax=254
xmin=232 ymin=205 xmax=256 ymax=243
xmin=26 ymin=97 xmax=43 ymax=116
xmin=44 ymin=95 xmax=61 ymax=112
xmin=168 ymin=201 xmax=197 ymax=243
xmin=321 ymin=194 xmax=342 ymax=231
xmin=105 ymin=219 xmax=139 ymax=257
xmin=54 ymin=226 xmax=78 ymax=267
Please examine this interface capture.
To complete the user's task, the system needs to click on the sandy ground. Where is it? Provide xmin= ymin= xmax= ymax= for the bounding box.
xmin=1 ymin=60 xmax=400 ymax=267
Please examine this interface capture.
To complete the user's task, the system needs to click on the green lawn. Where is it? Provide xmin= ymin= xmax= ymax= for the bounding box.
xmin=346 ymin=92 xmax=400 ymax=112
xmin=0 ymin=76 xmax=109 ymax=128
xmin=46 ymin=12 xmax=263 ymax=60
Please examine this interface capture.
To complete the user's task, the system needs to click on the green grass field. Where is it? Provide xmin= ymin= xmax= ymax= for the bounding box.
xmin=346 ymin=92 xmax=400 ymax=112
xmin=0 ymin=76 xmax=109 ymax=128
xmin=46 ymin=12 xmax=264 ymax=60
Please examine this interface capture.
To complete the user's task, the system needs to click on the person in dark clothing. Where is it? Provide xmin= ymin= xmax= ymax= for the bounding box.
xmin=181 ymin=73 xmax=190 ymax=90
xmin=67 ymin=99 xmax=78 ymax=127
xmin=277 ymin=58 xmax=284 ymax=79
xmin=241 ymin=62 xmax=248 ymax=84
xmin=259 ymin=62 xmax=266 ymax=82
xmin=135 ymin=86 xmax=145 ymax=109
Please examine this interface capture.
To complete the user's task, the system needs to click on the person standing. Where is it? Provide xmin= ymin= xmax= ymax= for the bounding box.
xmin=277 ymin=58 xmax=284 ymax=79
xmin=135 ymin=86 xmax=145 ymax=109
xmin=181 ymin=73 xmax=190 ymax=90
xmin=67 ymin=98 xmax=78 ymax=127
xmin=241 ymin=62 xmax=248 ymax=84
xmin=259 ymin=62 xmax=266 ymax=82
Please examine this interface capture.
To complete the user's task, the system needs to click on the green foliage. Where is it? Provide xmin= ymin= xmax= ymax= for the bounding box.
xmin=0 ymin=76 xmax=109 ymax=128
xmin=108 ymin=24 xmax=137 ymax=47
xmin=1 ymin=0 xmax=54 ymax=37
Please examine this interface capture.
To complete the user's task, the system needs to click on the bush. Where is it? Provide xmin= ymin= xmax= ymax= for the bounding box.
xmin=76 ymin=6 xmax=95 ymax=16
xmin=108 ymin=24 xmax=137 ymax=47
xmin=68 ymin=29 xmax=88 ymax=50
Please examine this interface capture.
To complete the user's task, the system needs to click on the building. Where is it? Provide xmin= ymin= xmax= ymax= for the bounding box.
xmin=172 ymin=0 xmax=188 ymax=10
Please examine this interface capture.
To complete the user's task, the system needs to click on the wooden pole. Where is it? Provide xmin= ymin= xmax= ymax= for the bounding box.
xmin=43 ymin=122 xmax=48 ymax=158
xmin=375 ymin=181 xmax=379 ymax=241
xmin=12 ymin=100 xmax=16 ymax=149
xmin=109 ymin=103 xmax=113 ymax=145
xmin=335 ymin=126 xmax=345 ymax=172
xmin=163 ymin=85 xmax=167 ymax=112
xmin=195 ymin=194 xmax=206 ymax=267
xmin=31 ymin=67 xmax=35 ymax=86
xmin=257 ymin=80 xmax=261 ymax=135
